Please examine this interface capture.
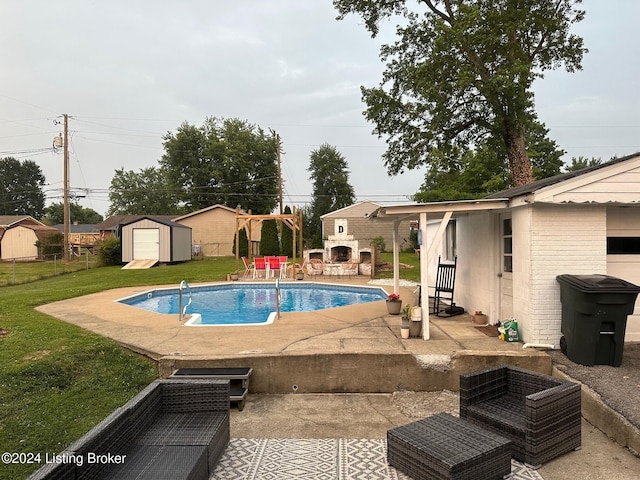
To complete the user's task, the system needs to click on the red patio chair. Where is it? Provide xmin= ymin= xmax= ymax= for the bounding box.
xmin=241 ymin=256 xmax=253 ymax=279
xmin=278 ymin=256 xmax=289 ymax=278
xmin=268 ymin=257 xmax=281 ymax=279
xmin=253 ymin=257 xmax=266 ymax=279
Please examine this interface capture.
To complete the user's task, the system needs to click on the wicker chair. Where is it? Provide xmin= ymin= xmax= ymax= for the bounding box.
xmin=460 ymin=365 xmax=581 ymax=467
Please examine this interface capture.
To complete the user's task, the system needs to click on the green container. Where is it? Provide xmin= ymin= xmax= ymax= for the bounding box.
xmin=556 ymin=274 xmax=640 ymax=366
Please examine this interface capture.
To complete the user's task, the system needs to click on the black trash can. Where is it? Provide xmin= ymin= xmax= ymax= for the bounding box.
xmin=556 ymin=274 xmax=640 ymax=366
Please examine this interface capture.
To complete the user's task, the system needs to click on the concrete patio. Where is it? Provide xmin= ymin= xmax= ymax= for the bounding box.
xmin=36 ymin=277 xmax=640 ymax=479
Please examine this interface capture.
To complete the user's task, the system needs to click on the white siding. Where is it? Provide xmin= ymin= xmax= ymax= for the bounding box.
xmin=122 ymin=219 xmax=171 ymax=262
xmin=455 ymin=212 xmax=499 ymax=322
xmin=1 ymin=227 xmax=38 ymax=259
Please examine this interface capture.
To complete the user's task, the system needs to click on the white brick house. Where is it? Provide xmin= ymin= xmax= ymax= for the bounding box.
xmin=372 ymin=152 xmax=640 ymax=344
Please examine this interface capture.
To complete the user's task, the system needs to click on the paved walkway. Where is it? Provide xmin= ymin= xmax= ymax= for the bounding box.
xmin=36 ymin=277 xmax=640 ymax=479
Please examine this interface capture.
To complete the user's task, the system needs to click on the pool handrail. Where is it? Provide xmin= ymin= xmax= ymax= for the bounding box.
xmin=179 ymin=280 xmax=192 ymax=321
xmin=275 ymin=279 xmax=281 ymax=319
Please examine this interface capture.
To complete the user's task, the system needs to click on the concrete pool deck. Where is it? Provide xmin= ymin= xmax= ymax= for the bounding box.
xmin=36 ymin=277 xmax=550 ymax=392
xmin=35 ymin=276 xmax=640 ymax=479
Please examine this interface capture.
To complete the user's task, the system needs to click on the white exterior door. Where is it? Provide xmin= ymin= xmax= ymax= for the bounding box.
xmin=500 ymin=215 xmax=513 ymax=320
xmin=133 ymin=228 xmax=160 ymax=260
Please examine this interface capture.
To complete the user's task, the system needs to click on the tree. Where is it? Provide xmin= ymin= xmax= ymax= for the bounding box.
xmin=306 ymin=144 xmax=356 ymax=246
xmin=0 ymin=157 xmax=46 ymax=217
xmin=415 ymin=117 xmax=564 ymax=201
xmin=334 ymin=0 xmax=587 ymax=187
xmin=42 ymin=202 xmax=103 ymax=225
xmin=108 ymin=166 xmax=180 ymax=215
xmin=232 ymin=227 xmax=249 ymax=258
xmin=280 ymin=205 xmax=294 ymax=256
xmin=160 ymin=117 xmax=278 ymax=213
xmin=260 ymin=219 xmax=280 ymax=256
xmin=564 ymin=156 xmax=602 ymax=172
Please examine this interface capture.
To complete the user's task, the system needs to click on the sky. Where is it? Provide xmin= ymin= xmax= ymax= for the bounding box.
xmin=1 ymin=0 xmax=639 ymax=218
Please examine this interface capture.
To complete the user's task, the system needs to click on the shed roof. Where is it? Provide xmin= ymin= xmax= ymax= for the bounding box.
xmin=0 ymin=215 xmax=44 ymax=227
xmin=119 ymin=215 xmax=191 ymax=229
xmin=485 ymin=152 xmax=640 ymax=200
xmin=96 ymin=215 xmax=177 ymax=231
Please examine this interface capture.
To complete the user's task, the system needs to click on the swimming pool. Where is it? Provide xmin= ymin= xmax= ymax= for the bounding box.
xmin=117 ymin=282 xmax=388 ymax=326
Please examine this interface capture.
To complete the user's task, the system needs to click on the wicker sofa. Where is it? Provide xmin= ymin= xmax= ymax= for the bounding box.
xmin=28 ymin=379 xmax=230 ymax=480
xmin=460 ymin=365 xmax=581 ymax=467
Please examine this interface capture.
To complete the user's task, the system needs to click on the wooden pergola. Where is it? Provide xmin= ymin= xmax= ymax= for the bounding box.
xmin=235 ymin=207 xmax=304 ymax=276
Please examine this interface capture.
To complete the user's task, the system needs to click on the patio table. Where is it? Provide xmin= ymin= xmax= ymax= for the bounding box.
xmin=387 ymin=413 xmax=512 ymax=480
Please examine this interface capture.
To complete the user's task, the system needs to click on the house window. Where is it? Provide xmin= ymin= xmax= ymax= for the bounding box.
xmin=445 ymin=220 xmax=457 ymax=261
xmin=607 ymin=237 xmax=640 ymax=254
xmin=503 ymin=218 xmax=513 ymax=272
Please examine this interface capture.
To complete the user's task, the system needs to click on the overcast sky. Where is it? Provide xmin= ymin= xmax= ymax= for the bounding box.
xmin=1 ymin=0 xmax=638 ymax=217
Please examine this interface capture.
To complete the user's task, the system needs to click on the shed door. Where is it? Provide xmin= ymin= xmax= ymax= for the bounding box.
xmin=500 ymin=216 xmax=513 ymax=320
xmin=133 ymin=228 xmax=160 ymax=260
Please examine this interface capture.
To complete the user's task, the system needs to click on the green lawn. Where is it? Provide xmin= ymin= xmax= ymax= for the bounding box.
xmin=0 ymin=253 xmax=417 ymax=478
xmin=0 ymin=256 xmax=238 ymax=478
xmin=0 ymin=254 xmax=101 ymax=287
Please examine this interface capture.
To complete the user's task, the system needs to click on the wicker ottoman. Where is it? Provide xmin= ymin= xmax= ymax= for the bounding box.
xmin=387 ymin=413 xmax=512 ymax=480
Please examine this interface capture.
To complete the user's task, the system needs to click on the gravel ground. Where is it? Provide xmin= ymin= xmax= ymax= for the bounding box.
xmin=549 ymin=342 xmax=640 ymax=430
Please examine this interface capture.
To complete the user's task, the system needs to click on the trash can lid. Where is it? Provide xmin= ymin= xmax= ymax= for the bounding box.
xmin=556 ymin=274 xmax=640 ymax=293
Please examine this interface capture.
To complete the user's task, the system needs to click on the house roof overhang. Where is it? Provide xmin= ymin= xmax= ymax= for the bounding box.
xmin=368 ymin=198 xmax=510 ymax=223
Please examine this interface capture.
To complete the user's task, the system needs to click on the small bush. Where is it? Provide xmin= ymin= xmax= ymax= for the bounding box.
xmin=372 ymin=236 xmax=386 ymax=253
xmin=232 ymin=228 xmax=249 ymax=257
xmin=97 ymin=237 xmax=121 ymax=266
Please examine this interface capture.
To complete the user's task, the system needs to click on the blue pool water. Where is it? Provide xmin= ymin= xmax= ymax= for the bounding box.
xmin=117 ymin=283 xmax=388 ymax=326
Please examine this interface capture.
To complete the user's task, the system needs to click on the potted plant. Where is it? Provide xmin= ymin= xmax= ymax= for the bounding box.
xmin=386 ymin=293 xmax=402 ymax=315
xmin=471 ymin=310 xmax=488 ymax=324
xmin=229 ymin=271 xmax=240 ymax=281
xmin=401 ymin=303 xmax=412 ymax=328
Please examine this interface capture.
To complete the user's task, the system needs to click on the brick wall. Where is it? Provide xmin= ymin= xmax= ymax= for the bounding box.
xmin=527 ymin=204 xmax=607 ymax=344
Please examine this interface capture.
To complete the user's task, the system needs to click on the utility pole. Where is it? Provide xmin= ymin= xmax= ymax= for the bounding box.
xmin=276 ymin=133 xmax=283 ymax=215
xmin=63 ymin=114 xmax=70 ymax=263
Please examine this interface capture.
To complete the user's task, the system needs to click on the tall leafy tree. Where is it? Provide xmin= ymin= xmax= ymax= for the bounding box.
xmin=334 ymin=0 xmax=587 ymax=187
xmin=280 ymin=205 xmax=294 ymax=256
xmin=564 ymin=156 xmax=602 ymax=172
xmin=260 ymin=219 xmax=280 ymax=256
xmin=415 ymin=117 xmax=564 ymax=201
xmin=160 ymin=117 xmax=278 ymax=213
xmin=0 ymin=157 xmax=46 ymax=217
xmin=41 ymin=202 xmax=103 ymax=225
xmin=108 ymin=166 xmax=180 ymax=215
xmin=306 ymin=144 xmax=356 ymax=247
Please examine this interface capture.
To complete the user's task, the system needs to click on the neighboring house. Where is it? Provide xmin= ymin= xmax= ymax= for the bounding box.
xmin=321 ymin=201 xmax=415 ymax=253
xmin=173 ymin=204 xmax=262 ymax=257
xmin=53 ymin=223 xmax=100 ymax=253
xmin=373 ymin=152 xmax=640 ymax=344
xmin=120 ymin=216 xmax=192 ymax=264
xmin=0 ymin=215 xmax=60 ymax=260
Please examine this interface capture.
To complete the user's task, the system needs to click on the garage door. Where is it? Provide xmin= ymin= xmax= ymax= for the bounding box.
xmin=133 ymin=228 xmax=160 ymax=260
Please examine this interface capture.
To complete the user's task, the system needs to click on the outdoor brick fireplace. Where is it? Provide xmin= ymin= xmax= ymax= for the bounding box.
xmin=303 ymin=219 xmax=360 ymax=276
xmin=324 ymin=219 xmax=359 ymax=264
